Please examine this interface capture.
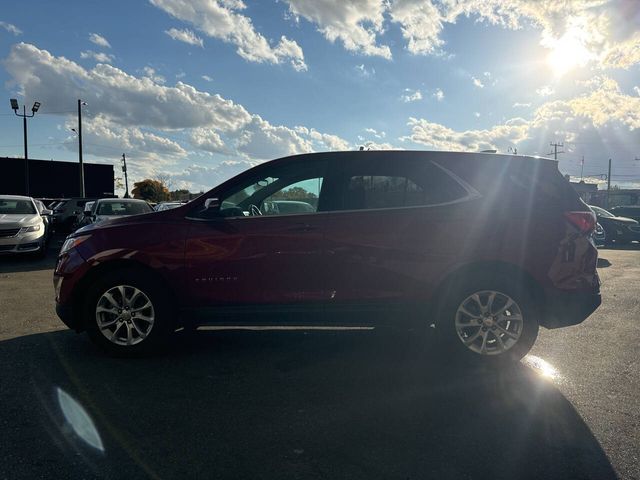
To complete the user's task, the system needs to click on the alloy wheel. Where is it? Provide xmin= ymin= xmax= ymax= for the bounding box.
xmin=454 ymin=290 xmax=524 ymax=355
xmin=95 ymin=285 xmax=155 ymax=346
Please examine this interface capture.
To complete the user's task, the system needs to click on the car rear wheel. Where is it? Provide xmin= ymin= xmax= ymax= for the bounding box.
xmin=84 ymin=269 xmax=174 ymax=356
xmin=435 ymin=275 xmax=539 ymax=364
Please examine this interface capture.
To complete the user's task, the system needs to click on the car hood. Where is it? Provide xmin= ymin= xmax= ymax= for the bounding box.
xmin=0 ymin=214 xmax=41 ymax=229
xmin=75 ymin=210 xmax=169 ymax=235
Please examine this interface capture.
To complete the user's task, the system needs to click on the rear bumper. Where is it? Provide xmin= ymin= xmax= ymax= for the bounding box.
xmin=541 ymin=286 xmax=601 ymax=329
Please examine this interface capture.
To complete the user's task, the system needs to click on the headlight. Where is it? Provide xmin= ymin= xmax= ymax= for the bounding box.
xmin=21 ymin=224 xmax=41 ymax=233
xmin=60 ymin=235 xmax=91 ymax=255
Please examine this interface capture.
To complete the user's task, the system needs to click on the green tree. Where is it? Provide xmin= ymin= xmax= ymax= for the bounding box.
xmin=170 ymin=189 xmax=191 ymax=201
xmin=270 ymin=186 xmax=316 ymax=200
xmin=132 ymin=179 xmax=169 ymax=202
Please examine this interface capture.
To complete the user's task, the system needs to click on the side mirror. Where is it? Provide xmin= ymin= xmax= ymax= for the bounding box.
xmin=73 ymin=210 xmax=81 ymax=215
xmin=204 ymin=198 xmax=220 ymax=212
xmin=41 ymin=209 xmax=53 ymax=216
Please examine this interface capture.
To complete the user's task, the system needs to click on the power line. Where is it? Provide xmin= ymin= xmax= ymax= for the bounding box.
xmin=547 ymin=141 xmax=564 ymax=161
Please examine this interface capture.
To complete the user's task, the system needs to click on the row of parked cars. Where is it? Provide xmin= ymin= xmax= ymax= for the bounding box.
xmin=589 ymin=204 xmax=640 ymax=245
xmin=0 ymin=195 xmax=187 ymax=257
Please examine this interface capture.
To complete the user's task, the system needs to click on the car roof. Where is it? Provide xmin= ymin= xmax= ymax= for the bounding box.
xmin=0 ymin=195 xmax=34 ymax=201
xmin=97 ymin=198 xmax=147 ymax=203
xmin=272 ymin=150 xmax=557 ymax=165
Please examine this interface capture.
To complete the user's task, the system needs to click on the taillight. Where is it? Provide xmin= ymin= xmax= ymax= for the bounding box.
xmin=564 ymin=211 xmax=596 ymax=234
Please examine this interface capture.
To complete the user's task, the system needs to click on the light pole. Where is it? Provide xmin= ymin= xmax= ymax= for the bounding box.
xmin=77 ymin=100 xmax=87 ymax=197
xmin=10 ymin=98 xmax=40 ymax=196
xmin=121 ymin=153 xmax=130 ymax=198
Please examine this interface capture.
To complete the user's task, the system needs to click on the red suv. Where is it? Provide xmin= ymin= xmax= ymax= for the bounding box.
xmin=54 ymin=151 xmax=601 ymax=361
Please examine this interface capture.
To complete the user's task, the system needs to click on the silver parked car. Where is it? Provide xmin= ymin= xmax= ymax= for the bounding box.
xmin=155 ymin=201 xmax=185 ymax=211
xmin=83 ymin=198 xmax=154 ymax=225
xmin=0 ymin=195 xmax=51 ymax=255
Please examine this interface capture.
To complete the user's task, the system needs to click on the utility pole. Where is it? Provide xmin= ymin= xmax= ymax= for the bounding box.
xmin=77 ymin=100 xmax=86 ymax=197
xmin=9 ymin=99 xmax=40 ymax=196
xmin=122 ymin=153 xmax=130 ymax=198
xmin=548 ymin=142 xmax=564 ymax=161
xmin=606 ymin=158 xmax=612 ymax=209
xmin=580 ymin=155 xmax=584 ymax=181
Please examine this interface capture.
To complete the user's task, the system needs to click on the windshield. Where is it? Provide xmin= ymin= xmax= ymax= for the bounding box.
xmin=590 ymin=205 xmax=614 ymax=218
xmin=0 ymin=199 xmax=36 ymax=215
xmin=97 ymin=201 xmax=152 ymax=216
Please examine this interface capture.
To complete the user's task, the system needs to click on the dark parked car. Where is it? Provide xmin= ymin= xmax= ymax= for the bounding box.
xmin=52 ymin=198 xmax=97 ymax=233
xmin=609 ymin=205 xmax=640 ymax=223
xmin=54 ymin=151 xmax=601 ymax=361
xmin=589 ymin=205 xmax=640 ymax=244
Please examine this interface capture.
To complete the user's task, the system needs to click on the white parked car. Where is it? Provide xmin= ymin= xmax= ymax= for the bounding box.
xmin=0 ymin=195 xmax=50 ymax=255
xmin=84 ymin=198 xmax=154 ymax=225
xmin=155 ymin=201 xmax=185 ymax=211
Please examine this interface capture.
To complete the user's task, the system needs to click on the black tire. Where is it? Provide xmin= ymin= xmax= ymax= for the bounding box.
xmin=83 ymin=268 xmax=175 ymax=356
xmin=433 ymin=273 xmax=539 ymax=365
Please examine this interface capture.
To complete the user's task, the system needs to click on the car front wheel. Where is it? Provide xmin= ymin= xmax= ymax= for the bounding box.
xmin=84 ymin=269 xmax=174 ymax=356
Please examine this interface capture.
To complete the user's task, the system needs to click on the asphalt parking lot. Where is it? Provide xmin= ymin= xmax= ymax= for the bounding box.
xmin=0 ymin=239 xmax=638 ymax=479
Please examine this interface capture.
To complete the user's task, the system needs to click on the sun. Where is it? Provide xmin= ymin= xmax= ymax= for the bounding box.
xmin=545 ymin=26 xmax=592 ymax=76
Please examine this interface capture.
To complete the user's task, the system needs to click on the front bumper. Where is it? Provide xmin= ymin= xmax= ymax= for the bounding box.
xmin=55 ymin=302 xmax=78 ymax=330
xmin=541 ymin=284 xmax=601 ymax=329
xmin=0 ymin=230 xmax=45 ymax=254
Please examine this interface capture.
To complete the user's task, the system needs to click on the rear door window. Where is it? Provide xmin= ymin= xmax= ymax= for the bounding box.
xmin=336 ymin=158 xmax=469 ymax=211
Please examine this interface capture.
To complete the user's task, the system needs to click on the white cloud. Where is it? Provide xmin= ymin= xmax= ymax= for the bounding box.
xmin=472 ymin=76 xmax=484 ymax=88
xmin=279 ymin=1 xmax=640 ymax=69
xmin=142 ymin=66 xmax=165 ymax=84
xmin=284 ymin=0 xmax=391 ymax=59
xmin=388 ymin=0 xmax=443 ymax=55
xmin=433 ymin=88 xmax=444 ymax=101
xmin=189 ymin=127 xmax=228 ymax=154
xmin=5 ymin=43 xmax=252 ymax=131
xmin=64 ymin=115 xmax=187 ymax=162
xmin=4 ymin=43 xmax=349 ymax=191
xmin=150 ymin=0 xmax=307 ymax=71
xmin=89 ymin=33 xmax=111 ymax=48
xmin=361 ymin=141 xmax=394 ymax=150
xmin=165 ymin=27 xmax=204 ymax=47
xmin=364 ymin=127 xmax=386 ymax=139
xmin=513 ymin=102 xmax=531 ymax=108
xmin=401 ymin=88 xmax=422 ymax=103
xmin=167 ymin=160 xmax=259 ymax=192
xmin=80 ymin=50 xmax=115 ymax=63
xmin=536 ymin=85 xmax=555 ymax=97
xmin=354 ymin=63 xmax=375 ymax=77
xmin=237 ymin=115 xmax=314 ymax=159
xmin=634 ymin=86 xmax=640 ymax=97
xmin=404 ymin=77 xmax=640 ymax=177
xmin=406 ymin=116 xmax=529 ymax=152
xmin=201 ymin=75 xmax=213 ymax=82
xmin=474 ymin=112 xmax=481 ymax=118
xmin=0 ymin=21 xmax=22 ymax=35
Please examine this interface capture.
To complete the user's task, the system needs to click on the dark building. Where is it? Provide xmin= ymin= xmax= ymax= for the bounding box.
xmin=0 ymin=157 xmax=114 ymax=198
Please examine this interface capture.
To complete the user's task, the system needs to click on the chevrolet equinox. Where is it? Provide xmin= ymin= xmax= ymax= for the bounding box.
xmin=54 ymin=151 xmax=601 ymax=361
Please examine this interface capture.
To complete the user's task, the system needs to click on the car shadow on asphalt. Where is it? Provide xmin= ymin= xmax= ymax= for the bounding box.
xmin=597 ymin=258 xmax=612 ymax=268
xmin=0 ymin=328 xmax=617 ymax=480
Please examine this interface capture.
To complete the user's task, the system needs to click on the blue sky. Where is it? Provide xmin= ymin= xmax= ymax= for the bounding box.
xmin=1 ymin=0 xmax=639 ymax=193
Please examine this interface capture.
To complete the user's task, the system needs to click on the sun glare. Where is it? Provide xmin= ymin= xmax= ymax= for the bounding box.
xmin=546 ymin=27 xmax=592 ymax=76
